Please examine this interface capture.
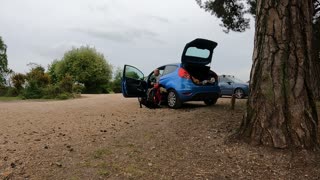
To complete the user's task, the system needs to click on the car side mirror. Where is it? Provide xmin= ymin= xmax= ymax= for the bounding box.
xmin=227 ymin=82 xmax=232 ymax=85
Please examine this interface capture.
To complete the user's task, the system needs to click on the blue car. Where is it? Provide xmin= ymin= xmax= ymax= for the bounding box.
xmin=218 ymin=75 xmax=249 ymax=98
xmin=121 ymin=38 xmax=221 ymax=108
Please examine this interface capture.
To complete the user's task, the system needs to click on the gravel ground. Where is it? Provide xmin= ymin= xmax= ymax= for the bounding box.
xmin=0 ymin=94 xmax=320 ymax=180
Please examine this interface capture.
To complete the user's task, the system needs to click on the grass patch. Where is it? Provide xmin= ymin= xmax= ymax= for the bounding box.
xmin=124 ymin=164 xmax=145 ymax=177
xmin=78 ymin=160 xmax=91 ymax=168
xmin=92 ymin=149 xmax=112 ymax=159
xmin=68 ymin=177 xmax=80 ymax=180
xmin=0 ymin=96 xmax=22 ymax=101
xmin=97 ymin=169 xmax=110 ymax=177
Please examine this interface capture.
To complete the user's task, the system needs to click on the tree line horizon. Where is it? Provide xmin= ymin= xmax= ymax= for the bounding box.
xmin=0 ymin=42 xmax=122 ymax=99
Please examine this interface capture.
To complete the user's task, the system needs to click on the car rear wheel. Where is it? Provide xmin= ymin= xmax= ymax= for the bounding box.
xmin=204 ymin=98 xmax=217 ymax=106
xmin=167 ymin=89 xmax=181 ymax=109
xmin=234 ymin=88 xmax=245 ymax=99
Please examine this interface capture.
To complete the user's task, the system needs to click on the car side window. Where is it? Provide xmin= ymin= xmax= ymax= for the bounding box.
xmin=219 ymin=77 xmax=227 ymax=83
xmin=225 ymin=77 xmax=234 ymax=83
xmin=125 ymin=66 xmax=144 ymax=80
xmin=162 ymin=65 xmax=178 ymax=76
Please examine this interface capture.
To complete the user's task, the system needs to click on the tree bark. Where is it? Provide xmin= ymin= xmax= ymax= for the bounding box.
xmin=312 ymin=20 xmax=320 ymax=99
xmin=239 ymin=0 xmax=319 ymax=149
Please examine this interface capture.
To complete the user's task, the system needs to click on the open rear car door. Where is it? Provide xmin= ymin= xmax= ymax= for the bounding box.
xmin=181 ymin=38 xmax=218 ymax=65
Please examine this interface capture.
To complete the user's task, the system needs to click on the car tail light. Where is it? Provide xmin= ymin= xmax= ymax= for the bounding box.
xmin=178 ymin=68 xmax=191 ymax=79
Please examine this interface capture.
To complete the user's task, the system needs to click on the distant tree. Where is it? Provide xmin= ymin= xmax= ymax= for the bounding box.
xmin=50 ymin=46 xmax=112 ymax=93
xmin=26 ymin=64 xmax=50 ymax=87
xmin=58 ymin=74 xmax=73 ymax=93
xmin=197 ymin=0 xmax=319 ymax=149
xmin=11 ymin=73 xmax=26 ymax=92
xmin=23 ymin=64 xmax=50 ymax=99
xmin=48 ymin=60 xmax=59 ymax=84
xmin=111 ymin=67 xmax=122 ymax=93
xmin=0 ymin=36 xmax=10 ymax=86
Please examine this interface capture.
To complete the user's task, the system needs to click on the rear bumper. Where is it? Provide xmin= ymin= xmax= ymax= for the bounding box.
xmin=173 ymin=80 xmax=221 ymax=102
xmin=190 ymin=92 xmax=220 ymax=101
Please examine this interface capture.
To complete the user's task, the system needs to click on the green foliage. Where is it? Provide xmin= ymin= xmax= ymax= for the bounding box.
xmin=56 ymin=93 xmax=71 ymax=100
xmin=0 ymin=86 xmax=18 ymax=97
xmin=58 ymin=74 xmax=73 ymax=93
xmin=0 ymin=96 xmax=21 ymax=101
xmin=196 ymin=0 xmax=252 ymax=33
xmin=5 ymin=87 xmax=19 ymax=97
xmin=0 ymin=36 xmax=10 ymax=86
xmin=22 ymin=65 xmax=50 ymax=99
xmin=23 ymin=80 xmax=43 ymax=99
xmin=42 ymin=85 xmax=60 ymax=99
xmin=0 ymin=86 xmax=7 ymax=96
xmin=73 ymin=83 xmax=85 ymax=94
xmin=49 ymin=46 xmax=113 ymax=93
xmin=111 ymin=67 xmax=122 ymax=93
xmin=48 ymin=60 xmax=59 ymax=84
xmin=196 ymin=0 xmax=319 ymax=33
xmin=11 ymin=73 xmax=26 ymax=92
xmin=19 ymin=64 xmax=80 ymax=99
xmin=26 ymin=65 xmax=50 ymax=87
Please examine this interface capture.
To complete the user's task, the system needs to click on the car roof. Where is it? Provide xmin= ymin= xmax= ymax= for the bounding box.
xmin=160 ymin=63 xmax=181 ymax=67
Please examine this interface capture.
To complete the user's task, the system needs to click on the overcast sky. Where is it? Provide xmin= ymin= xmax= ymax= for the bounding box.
xmin=0 ymin=0 xmax=254 ymax=81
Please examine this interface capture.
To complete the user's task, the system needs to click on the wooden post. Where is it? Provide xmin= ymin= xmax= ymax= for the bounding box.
xmin=231 ymin=94 xmax=236 ymax=110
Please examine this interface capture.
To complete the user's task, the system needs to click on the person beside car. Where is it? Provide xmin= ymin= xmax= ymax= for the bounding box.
xmin=148 ymin=69 xmax=163 ymax=106
xmin=150 ymin=69 xmax=160 ymax=85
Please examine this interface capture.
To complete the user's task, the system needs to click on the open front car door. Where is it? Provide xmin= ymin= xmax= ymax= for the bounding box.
xmin=121 ymin=65 xmax=147 ymax=98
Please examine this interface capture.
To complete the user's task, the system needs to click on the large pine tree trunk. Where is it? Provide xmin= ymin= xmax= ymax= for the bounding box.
xmin=239 ymin=0 xmax=319 ymax=149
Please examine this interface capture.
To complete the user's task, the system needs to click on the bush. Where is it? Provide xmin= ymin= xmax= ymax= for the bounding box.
xmin=56 ymin=93 xmax=72 ymax=100
xmin=110 ymin=81 xmax=122 ymax=93
xmin=22 ymin=80 xmax=43 ymax=99
xmin=42 ymin=84 xmax=60 ymax=99
xmin=100 ymin=83 xmax=112 ymax=94
xmin=11 ymin=73 xmax=26 ymax=92
xmin=49 ymin=46 xmax=113 ymax=94
xmin=0 ymin=86 xmax=7 ymax=96
xmin=5 ymin=87 xmax=19 ymax=97
xmin=73 ymin=83 xmax=84 ymax=94
xmin=59 ymin=74 xmax=73 ymax=93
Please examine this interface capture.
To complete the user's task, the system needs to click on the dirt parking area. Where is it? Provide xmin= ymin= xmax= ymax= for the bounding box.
xmin=1 ymin=94 xmax=320 ymax=180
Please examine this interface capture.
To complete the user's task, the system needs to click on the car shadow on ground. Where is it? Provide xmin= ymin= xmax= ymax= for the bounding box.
xmin=180 ymin=102 xmax=207 ymax=109
xmin=161 ymin=102 xmax=226 ymax=110
xmin=220 ymin=96 xmax=248 ymax=99
xmin=136 ymin=100 xmax=231 ymax=110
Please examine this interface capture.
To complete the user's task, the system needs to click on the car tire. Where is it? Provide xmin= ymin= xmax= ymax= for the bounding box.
xmin=204 ymin=98 xmax=218 ymax=106
xmin=167 ymin=89 xmax=182 ymax=109
xmin=234 ymin=88 xmax=245 ymax=99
